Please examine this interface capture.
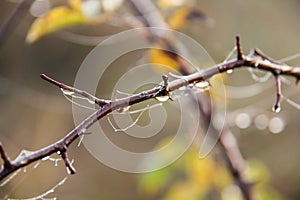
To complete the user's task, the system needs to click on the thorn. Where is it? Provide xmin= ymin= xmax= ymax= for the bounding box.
xmin=236 ymin=36 xmax=244 ymax=61
xmin=60 ymin=148 xmax=76 ymax=175
xmin=0 ymin=143 xmax=12 ymax=169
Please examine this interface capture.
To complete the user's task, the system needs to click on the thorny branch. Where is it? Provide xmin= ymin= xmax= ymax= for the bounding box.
xmin=0 ymin=37 xmax=300 ymax=187
xmin=128 ymin=1 xmax=255 ymax=199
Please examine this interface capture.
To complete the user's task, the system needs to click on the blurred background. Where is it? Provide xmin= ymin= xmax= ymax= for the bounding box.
xmin=0 ymin=0 xmax=300 ymax=199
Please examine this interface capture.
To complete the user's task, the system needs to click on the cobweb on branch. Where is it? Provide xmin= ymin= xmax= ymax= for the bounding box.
xmin=61 ymin=89 xmax=97 ymax=111
xmin=0 ymin=170 xmax=21 ymax=187
xmin=247 ymin=68 xmax=272 ymax=83
xmin=6 ymin=176 xmax=68 ymax=200
xmin=282 ymin=95 xmax=300 ymax=110
xmin=279 ymin=52 xmax=300 ymax=63
xmin=107 ymin=103 xmax=163 ymax=132
xmin=0 ymin=152 xmax=63 ymax=188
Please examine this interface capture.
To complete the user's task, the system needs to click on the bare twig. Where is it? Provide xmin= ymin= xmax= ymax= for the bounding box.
xmin=127 ymin=1 xmax=256 ymax=199
xmin=40 ymin=74 xmax=111 ymax=107
xmin=254 ymin=48 xmax=283 ymax=65
xmin=0 ymin=143 xmax=12 ymax=169
xmin=59 ymin=149 xmax=76 ymax=174
xmin=236 ymin=36 xmax=244 ymax=61
xmin=0 ymin=39 xmax=299 ymax=183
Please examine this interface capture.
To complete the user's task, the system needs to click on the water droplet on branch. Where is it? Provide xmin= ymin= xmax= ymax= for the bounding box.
xmin=227 ymin=69 xmax=233 ymax=74
xmin=155 ymin=95 xmax=169 ymax=102
xmin=235 ymin=113 xmax=251 ymax=129
xmin=269 ymin=117 xmax=285 ymax=134
xmin=272 ymin=106 xmax=281 ymax=113
xmin=194 ymin=81 xmax=210 ymax=91
xmin=254 ymin=114 xmax=269 ymax=130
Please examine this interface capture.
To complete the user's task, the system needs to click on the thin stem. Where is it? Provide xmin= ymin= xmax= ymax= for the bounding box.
xmin=40 ymin=74 xmax=111 ymax=107
xmin=274 ymin=75 xmax=282 ymax=112
xmin=0 ymin=38 xmax=300 ymax=186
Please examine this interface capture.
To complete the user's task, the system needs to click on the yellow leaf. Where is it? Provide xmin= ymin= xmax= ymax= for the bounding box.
xmin=26 ymin=5 xmax=85 ymax=43
xmin=69 ymin=0 xmax=81 ymax=12
xmin=165 ymin=182 xmax=203 ymax=200
xmin=157 ymin=0 xmax=185 ymax=9
xmin=168 ymin=8 xmax=206 ymax=29
xmin=209 ymin=74 xmax=227 ymax=107
xmin=149 ymin=48 xmax=179 ymax=73
xmin=168 ymin=8 xmax=189 ymax=29
xmin=187 ymin=156 xmax=215 ymax=193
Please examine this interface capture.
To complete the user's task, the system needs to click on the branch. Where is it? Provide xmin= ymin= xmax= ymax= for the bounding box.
xmin=126 ymin=1 xmax=290 ymax=199
xmin=40 ymin=74 xmax=111 ymax=107
xmin=0 ymin=39 xmax=299 ymax=183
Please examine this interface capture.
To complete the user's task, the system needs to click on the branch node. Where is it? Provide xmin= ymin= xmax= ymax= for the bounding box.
xmin=0 ymin=143 xmax=12 ymax=169
xmin=60 ymin=149 xmax=76 ymax=175
xmin=236 ymin=36 xmax=244 ymax=61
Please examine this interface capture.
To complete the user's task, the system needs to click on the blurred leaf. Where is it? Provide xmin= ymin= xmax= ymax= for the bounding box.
xmin=26 ymin=0 xmax=86 ymax=43
xmin=139 ymin=167 xmax=173 ymax=196
xmin=244 ymin=159 xmax=270 ymax=184
xmin=26 ymin=0 xmax=112 ymax=43
xmin=157 ymin=0 xmax=184 ymax=9
xmin=168 ymin=8 xmax=207 ymax=29
xmin=186 ymin=156 xmax=216 ymax=193
xmin=221 ymin=185 xmax=243 ymax=200
xmin=149 ymin=48 xmax=180 ymax=73
xmin=102 ymin=0 xmax=124 ymax=12
xmin=256 ymin=186 xmax=281 ymax=200
xmin=209 ymin=74 xmax=227 ymax=108
xmin=164 ymin=181 xmax=203 ymax=200
xmin=213 ymin=162 xmax=232 ymax=190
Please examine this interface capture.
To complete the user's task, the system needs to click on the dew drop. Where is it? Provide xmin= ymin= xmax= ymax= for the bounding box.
xmin=81 ymin=128 xmax=87 ymax=134
xmin=117 ymin=106 xmax=131 ymax=113
xmin=194 ymin=81 xmax=210 ymax=91
xmin=272 ymin=106 xmax=281 ymax=113
xmin=269 ymin=117 xmax=285 ymax=134
xmin=221 ymin=185 xmax=242 ymax=200
xmin=42 ymin=156 xmax=49 ymax=161
xmin=227 ymin=69 xmax=233 ymax=74
xmin=30 ymin=0 xmax=50 ymax=17
xmin=66 ymin=167 xmax=72 ymax=175
xmin=81 ymin=0 xmax=102 ymax=18
xmin=235 ymin=113 xmax=251 ymax=129
xmin=56 ymin=151 xmax=61 ymax=155
xmin=254 ymin=114 xmax=269 ymax=130
xmin=48 ymin=189 xmax=55 ymax=193
xmin=103 ymin=0 xmax=123 ymax=12
xmin=155 ymin=95 xmax=169 ymax=102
